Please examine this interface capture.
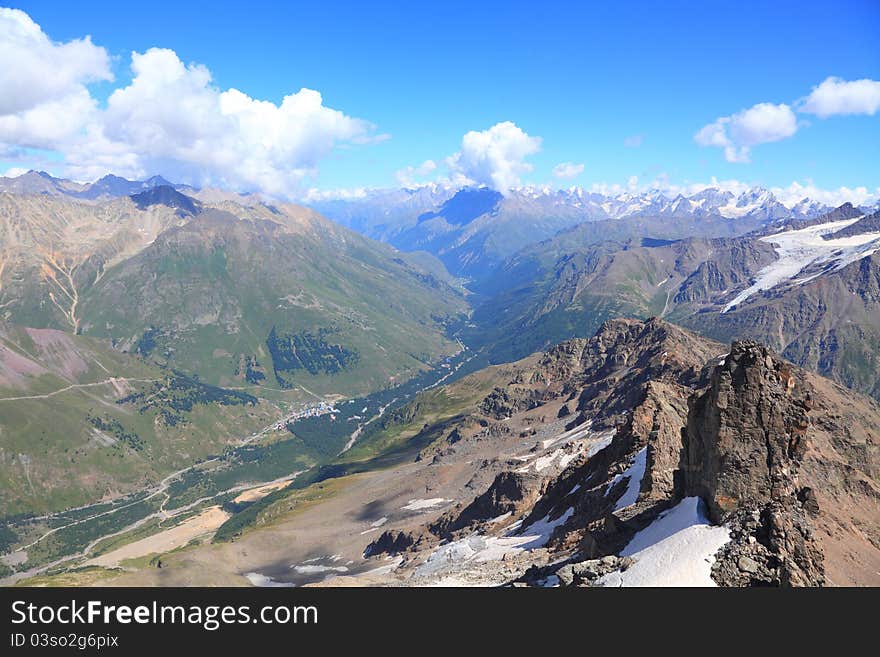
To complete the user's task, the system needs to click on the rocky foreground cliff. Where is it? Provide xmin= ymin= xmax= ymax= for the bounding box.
xmin=361 ymin=318 xmax=880 ymax=586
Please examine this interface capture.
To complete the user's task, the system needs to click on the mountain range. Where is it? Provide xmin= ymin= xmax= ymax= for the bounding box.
xmin=464 ymin=202 xmax=880 ymax=403
xmin=1 ymin=169 xmax=878 ymax=587
xmin=309 ymin=182 xmax=878 ymax=279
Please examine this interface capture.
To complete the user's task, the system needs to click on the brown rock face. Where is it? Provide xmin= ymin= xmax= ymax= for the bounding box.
xmin=640 ymin=380 xmax=692 ymax=501
xmin=364 ymin=530 xmax=423 ymax=557
xmin=430 ymin=471 xmax=544 ymax=538
xmin=683 ymin=341 xmax=805 ymax=519
xmin=682 ymin=340 xmax=824 ymax=586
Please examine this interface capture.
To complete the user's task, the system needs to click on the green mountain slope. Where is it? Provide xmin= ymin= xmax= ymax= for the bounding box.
xmin=76 ymin=206 xmax=468 ymax=397
xmin=468 ymin=235 xmax=775 ymax=363
xmin=0 ymin=323 xmax=278 ymax=516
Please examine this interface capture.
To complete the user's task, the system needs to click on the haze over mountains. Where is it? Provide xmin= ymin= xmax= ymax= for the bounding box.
xmin=310 ymin=182 xmax=878 ymax=279
xmin=8 ymin=168 xmax=877 ymax=283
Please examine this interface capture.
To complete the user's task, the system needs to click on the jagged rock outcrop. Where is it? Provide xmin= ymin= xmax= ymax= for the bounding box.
xmin=506 ymin=322 xmax=723 ymax=559
xmin=364 ymin=530 xmax=424 ymax=557
xmin=681 ymin=340 xmax=825 ymax=585
xmin=555 ymin=556 xmax=635 ymax=587
xmin=430 ymin=471 xmax=544 ymax=538
xmin=576 ymin=319 xmax=718 ymax=409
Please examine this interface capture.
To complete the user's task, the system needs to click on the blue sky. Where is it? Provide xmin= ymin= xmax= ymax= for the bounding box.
xmin=2 ymin=0 xmax=879 ymax=198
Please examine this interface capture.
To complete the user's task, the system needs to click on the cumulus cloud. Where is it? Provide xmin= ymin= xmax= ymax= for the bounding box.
xmin=695 ymin=102 xmax=798 ymax=163
xmin=798 ymin=76 xmax=880 ymax=118
xmin=395 ymin=159 xmax=437 ymax=186
xmin=552 ymin=162 xmax=584 ymax=179
xmin=0 ymin=8 xmax=111 ymax=116
xmin=623 ymin=134 xmax=644 ymax=148
xmin=0 ymin=87 xmax=99 ymax=151
xmin=0 ymin=11 xmax=383 ymax=197
xmin=446 ymin=121 xmax=541 ymax=193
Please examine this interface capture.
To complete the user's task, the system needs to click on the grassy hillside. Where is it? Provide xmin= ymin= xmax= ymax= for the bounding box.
xmin=77 ymin=208 xmax=468 ymax=397
xmin=0 ymin=323 xmax=280 ymax=517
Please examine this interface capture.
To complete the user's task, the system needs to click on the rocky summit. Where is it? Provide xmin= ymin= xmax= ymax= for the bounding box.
xmin=682 ymin=341 xmax=825 ymax=585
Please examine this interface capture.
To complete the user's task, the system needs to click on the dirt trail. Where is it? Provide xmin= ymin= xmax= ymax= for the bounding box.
xmin=0 ymin=377 xmax=157 ymax=402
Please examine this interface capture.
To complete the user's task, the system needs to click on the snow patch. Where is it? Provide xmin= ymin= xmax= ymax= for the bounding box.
xmin=585 ymin=430 xmax=615 ymax=457
xmin=244 ymin=572 xmax=295 ymax=587
xmin=722 ymin=217 xmax=880 ymax=313
xmin=605 ymin=448 xmax=647 ymax=511
xmin=361 ymin=555 xmax=403 ymax=577
xmin=596 ymin=497 xmax=731 ymax=587
xmin=402 ymin=498 xmax=449 ymax=511
xmin=416 ymin=508 xmax=574 ymax=578
xmin=292 ymin=564 xmax=349 ymax=575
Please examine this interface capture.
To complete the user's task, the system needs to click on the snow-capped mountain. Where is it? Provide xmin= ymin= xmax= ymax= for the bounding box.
xmin=312 ymin=183 xmax=835 ymax=230
xmin=0 ymin=169 xmax=844 ymax=228
xmin=307 ymin=183 xmax=851 ymax=278
xmin=0 ymin=169 xmax=860 ymax=281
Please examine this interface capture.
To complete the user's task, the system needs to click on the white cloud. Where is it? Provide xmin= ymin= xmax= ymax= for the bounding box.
xmin=0 ymin=166 xmax=29 ymax=178
xmin=769 ymin=180 xmax=879 ymax=207
xmin=798 ymin=76 xmax=880 ymax=118
xmin=302 ymin=186 xmax=371 ymax=202
xmin=447 ymin=121 xmax=541 ymax=193
xmin=395 ymin=159 xmax=437 ymax=186
xmin=0 ymin=11 xmax=384 ymax=197
xmin=552 ymin=162 xmax=584 ymax=179
xmin=661 ymin=176 xmax=751 ymax=198
xmin=76 ymin=48 xmax=378 ymax=194
xmin=695 ymin=102 xmax=798 ymax=163
xmin=0 ymin=87 xmax=99 ymax=150
xmin=589 ymin=181 xmax=627 ymax=196
xmin=623 ymin=134 xmax=644 ymax=148
xmin=0 ymin=8 xmax=111 ymax=116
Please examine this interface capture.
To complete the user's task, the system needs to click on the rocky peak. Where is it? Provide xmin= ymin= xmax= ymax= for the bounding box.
xmin=682 ymin=340 xmax=808 ymax=519
xmin=131 ymin=185 xmax=200 ymax=216
xmin=565 ymin=318 xmax=722 ymax=426
xmin=681 ymin=340 xmax=824 ymax=585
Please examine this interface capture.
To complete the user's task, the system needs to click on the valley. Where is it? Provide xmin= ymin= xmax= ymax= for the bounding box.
xmin=0 ymin=343 xmax=479 ymax=583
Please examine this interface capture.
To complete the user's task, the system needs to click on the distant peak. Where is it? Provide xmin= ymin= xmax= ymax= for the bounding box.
xmin=144 ymin=175 xmax=173 ymax=186
xmin=131 ymin=185 xmax=200 ymax=216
